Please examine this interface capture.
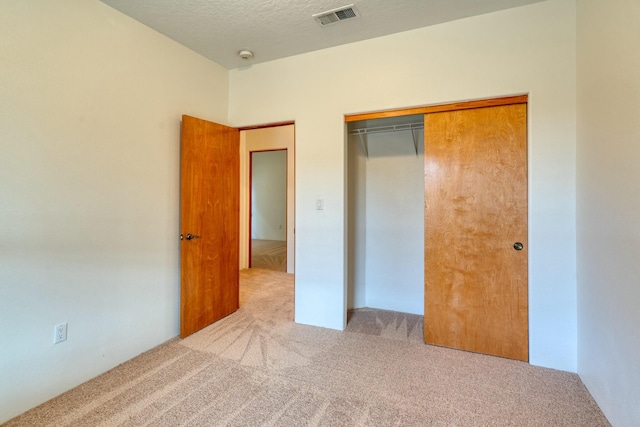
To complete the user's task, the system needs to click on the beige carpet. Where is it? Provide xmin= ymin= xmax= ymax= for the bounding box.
xmin=4 ymin=269 xmax=609 ymax=426
xmin=251 ymin=240 xmax=287 ymax=272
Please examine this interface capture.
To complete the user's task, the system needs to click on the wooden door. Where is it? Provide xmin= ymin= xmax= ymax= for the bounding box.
xmin=180 ymin=115 xmax=239 ymax=338
xmin=424 ymin=103 xmax=528 ymax=361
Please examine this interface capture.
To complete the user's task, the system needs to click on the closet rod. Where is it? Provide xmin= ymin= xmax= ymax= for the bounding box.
xmin=348 ymin=122 xmax=423 ymax=136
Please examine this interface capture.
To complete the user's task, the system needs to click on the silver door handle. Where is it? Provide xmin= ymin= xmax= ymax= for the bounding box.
xmin=186 ymin=233 xmax=200 ymax=241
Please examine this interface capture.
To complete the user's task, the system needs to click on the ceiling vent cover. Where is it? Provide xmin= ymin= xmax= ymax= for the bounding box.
xmin=313 ymin=4 xmax=360 ymax=27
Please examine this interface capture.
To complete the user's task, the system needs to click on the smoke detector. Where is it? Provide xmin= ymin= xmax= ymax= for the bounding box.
xmin=238 ymin=50 xmax=254 ymax=60
xmin=313 ymin=4 xmax=360 ymax=27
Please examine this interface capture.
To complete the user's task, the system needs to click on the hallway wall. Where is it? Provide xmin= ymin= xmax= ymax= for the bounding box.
xmin=252 ymin=151 xmax=287 ymax=241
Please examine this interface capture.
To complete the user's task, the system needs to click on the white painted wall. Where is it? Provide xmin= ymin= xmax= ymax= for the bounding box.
xmin=251 ymin=151 xmax=287 ymax=241
xmin=576 ymin=1 xmax=640 ymax=425
xmin=230 ymin=0 xmax=577 ymax=371
xmin=239 ymin=125 xmax=295 ymax=273
xmin=0 ymin=1 xmax=228 ymax=423
xmin=347 ymin=130 xmax=425 ymax=314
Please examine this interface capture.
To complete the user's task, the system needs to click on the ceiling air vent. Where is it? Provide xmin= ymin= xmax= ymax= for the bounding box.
xmin=313 ymin=4 xmax=360 ymax=27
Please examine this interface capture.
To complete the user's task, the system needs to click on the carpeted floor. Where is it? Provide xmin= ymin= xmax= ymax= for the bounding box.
xmin=251 ymin=240 xmax=287 ymax=272
xmin=4 ymin=269 xmax=609 ymax=426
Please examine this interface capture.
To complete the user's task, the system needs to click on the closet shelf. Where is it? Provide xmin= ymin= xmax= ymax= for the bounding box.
xmin=349 ymin=122 xmax=423 ymax=158
xmin=348 ymin=122 xmax=423 ymax=136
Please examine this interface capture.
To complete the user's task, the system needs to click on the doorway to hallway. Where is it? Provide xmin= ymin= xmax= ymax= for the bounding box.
xmin=239 ymin=124 xmax=295 ymax=274
xmin=250 ymin=149 xmax=287 ymax=272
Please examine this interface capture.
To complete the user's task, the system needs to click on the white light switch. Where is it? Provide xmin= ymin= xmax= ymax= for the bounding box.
xmin=316 ymin=198 xmax=324 ymax=210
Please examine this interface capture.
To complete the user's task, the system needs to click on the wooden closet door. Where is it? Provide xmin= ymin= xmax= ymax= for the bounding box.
xmin=424 ymin=103 xmax=528 ymax=361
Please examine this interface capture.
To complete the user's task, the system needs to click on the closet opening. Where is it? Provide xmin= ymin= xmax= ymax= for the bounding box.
xmin=345 ymin=114 xmax=426 ymax=341
xmin=344 ymin=95 xmax=529 ymax=361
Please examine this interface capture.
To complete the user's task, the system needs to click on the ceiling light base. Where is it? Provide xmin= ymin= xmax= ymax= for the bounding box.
xmin=238 ymin=50 xmax=254 ymax=60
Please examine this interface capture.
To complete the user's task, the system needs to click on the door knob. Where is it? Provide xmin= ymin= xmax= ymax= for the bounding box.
xmin=513 ymin=242 xmax=524 ymax=251
xmin=186 ymin=233 xmax=200 ymax=241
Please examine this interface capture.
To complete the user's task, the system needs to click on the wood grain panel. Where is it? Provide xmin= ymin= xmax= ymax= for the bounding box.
xmin=345 ymin=95 xmax=528 ymax=122
xmin=180 ymin=115 xmax=240 ymax=338
xmin=424 ymin=104 xmax=528 ymax=361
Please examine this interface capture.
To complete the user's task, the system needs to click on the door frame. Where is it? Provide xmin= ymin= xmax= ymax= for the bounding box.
xmin=344 ymin=95 xmax=528 ymax=123
xmin=343 ymin=94 xmax=529 ymax=356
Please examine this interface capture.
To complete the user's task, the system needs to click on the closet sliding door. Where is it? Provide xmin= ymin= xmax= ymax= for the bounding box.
xmin=423 ymin=102 xmax=528 ymax=361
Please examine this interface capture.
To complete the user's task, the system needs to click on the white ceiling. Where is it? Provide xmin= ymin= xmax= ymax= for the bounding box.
xmin=100 ymin=0 xmax=546 ymax=70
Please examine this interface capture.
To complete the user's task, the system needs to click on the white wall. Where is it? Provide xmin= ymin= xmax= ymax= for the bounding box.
xmin=239 ymin=125 xmax=295 ymax=273
xmin=576 ymin=1 xmax=640 ymax=425
xmin=230 ymin=0 xmax=577 ymax=371
xmin=251 ymin=151 xmax=287 ymax=241
xmin=0 ymin=1 xmax=229 ymax=423
xmin=347 ymin=129 xmax=425 ymax=314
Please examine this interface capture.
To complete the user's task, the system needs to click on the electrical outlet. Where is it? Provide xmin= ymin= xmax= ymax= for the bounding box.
xmin=54 ymin=323 xmax=67 ymax=344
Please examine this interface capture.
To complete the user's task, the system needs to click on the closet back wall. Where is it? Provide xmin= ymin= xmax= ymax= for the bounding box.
xmin=348 ymin=130 xmax=425 ymax=314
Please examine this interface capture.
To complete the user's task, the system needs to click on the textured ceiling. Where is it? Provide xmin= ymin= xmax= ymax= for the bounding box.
xmin=100 ymin=0 xmax=546 ymax=70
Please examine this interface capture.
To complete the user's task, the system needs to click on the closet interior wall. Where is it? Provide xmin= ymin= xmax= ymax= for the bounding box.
xmin=347 ymin=117 xmax=425 ymax=315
